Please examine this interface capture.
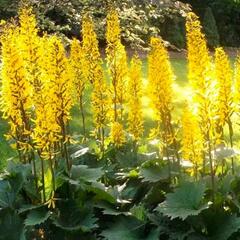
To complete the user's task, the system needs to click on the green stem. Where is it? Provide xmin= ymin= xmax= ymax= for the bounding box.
xmin=133 ymin=140 xmax=138 ymax=162
xmin=49 ymin=155 xmax=56 ymax=193
xmin=39 ymin=152 xmax=46 ymax=202
xmin=101 ymin=127 xmax=105 ymax=158
xmin=31 ymin=152 xmax=38 ymax=192
xmin=228 ymin=119 xmax=234 ymax=174
xmin=79 ymin=96 xmax=86 ymax=140
xmin=207 ymin=133 xmax=215 ymax=203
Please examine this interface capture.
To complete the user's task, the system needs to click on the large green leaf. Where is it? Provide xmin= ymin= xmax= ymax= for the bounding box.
xmin=18 ymin=204 xmax=44 ymax=214
xmin=145 ymin=227 xmax=161 ymax=240
xmin=24 ymin=208 xmax=51 ymax=226
xmin=140 ymin=161 xmax=169 ymax=183
xmin=8 ymin=172 xmax=25 ymax=195
xmin=86 ymin=182 xmax=116 ymax=204
xmin=148 ymin=212 xmax=194 ymax=239
xmin=95 ymin=202 xmax=129 ymax=216
xmin=156 ymin=181 xmax=208 ymax=220
xmin=100 ymin=216 xmax=145 ymax=240
xmin=0 ymin=210 xmax=25 ymax=240
xmin=0 ymin=180 xmax=15 ymax=208
xmin=52 ymin=200 xmax=98 ymax=232
xmin=6 ymin=162 xmax=31 ymax=180
xmin=206 ymin=212 xmax=240 ymax=240
xmin=70 ymin=165 xmax=103 ymax=183
xmin=130 ymin=205 xmax=147 ymax=221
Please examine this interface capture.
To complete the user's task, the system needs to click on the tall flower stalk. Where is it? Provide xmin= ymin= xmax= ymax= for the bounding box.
xmin=127 ymin=54 xmax=144 ymax=155
xmin=82 ymin=14 xmax=101 ymax=84
xmin=19 ymin=6 xmax=43 ymax=192
xmin=1 ymin=26 xmax=32 ymax=164
xmin=91 ymin=62 xmax=110 ymax=155
xmin=215 ymin=47 xmax=234 ymax=173
xmin=186 ymin=12 xmax=216 ymax=200
xmin=181 ymin=104 xmax=204 ymax=179
xmin=106 ymin=9 xmax=128 ymax=123
xmin=44 ymin=36 xmax=73 ymax=172
xmin=70 ymin=38 xmax=87 ymax=138
xmin=148 ymin=37 xmax=179 ymax=176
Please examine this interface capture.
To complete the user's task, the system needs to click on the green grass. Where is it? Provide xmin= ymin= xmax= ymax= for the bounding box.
xmin=0 ymin=57 xmax=190 ymax=168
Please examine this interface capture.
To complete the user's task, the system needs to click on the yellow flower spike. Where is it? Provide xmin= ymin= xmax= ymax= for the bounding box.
xmin=110 ymin=121 xmax=126 ymax=147
xmin=106 ymin=10 xmax=128 ymax=122
xmin=19 ymin=6 xmax=41 ymax=84
xmin=91 ymin=64 xmax=110 ymax=144
xmin=148 ymin=37 xmax=173 ymax=122
xmin=127 ymin=54 xmax=144 ymax=141
xmin=44 ymin=36 xmax=73 ymax=126
xmin=215 ymin=47 xmax=234 ymax=129
xmin=234 ymin=55 xmax=240 ymax=106
xmin=69 ymin=38 xmax=88 ymax=137
xmin=186 ymin=12 xmax=218 ymax=179
xmin=70 ymin=38 xmax=86 ymax=103
xmin=215 ymin=47 xmax=235 ymax=173
xmin=44 ymin=36 xmax=73 ymax=170
xmin=106 ymin=9 xmax=121 ymax=45
xmin=186 ymin=12 xmax=213 ymax=95
xmin=34 ymin=36 xmax=72 ymax=164
xmin=186 ymin=12 xmax=216 ymax=138
xmin=181 ymin=105 xmax=204 ymax=170
xmin=82 ymin=14 xmax=101 ymax=84
xmin=1 ymin=26 xmax=32 ymax=160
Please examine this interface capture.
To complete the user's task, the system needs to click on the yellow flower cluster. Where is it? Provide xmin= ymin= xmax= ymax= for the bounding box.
xmin=1 ymin=26 xmax=32 ymax=159
xmin=70 ymin=38 xmax=86 ymax=104
xmin=69 ymin=38 xmax=87 ymax=137
xmin=215 ymin=47 xmax=233 ymax=130
xmin=148 ymin=37 xmax=173 ymax=120
xmin=148 ymin=37 xmax=179 ymax=163
xmin=186 ymin=12 xmax=212 ymax=94
xmin=234 ymin=55 xmax=240 ymax=104
xmin=106 ymin=10 xmax=128 ymax=122
xmin=110 ymin=121 xmax=126 ymax=147
xmin=91 ymin=66 xmax=110 ymax=132
xmin=32 ymin=36 xmax=64 ymax=162
xmin=186 ymin=12 xmax=216 ymax=146
xmin=44 ymin=36 xmax=73 ymax=127
xmin=186 ymin=12 xmax=220 ymax=178
xmin=19 ymin=7 xmax=41 ymax=90
xmin=127 ymin=55 xmax=143 ymax=141
xmin=82 ymin=15 xmax=101 ymax=84
xmin=33 ymin=93 xmax=61 ymax=160
xmin=181 ymin=105 xmax=204 ymax=168
xmin=106 ymin=10 xmax=121 ymax=45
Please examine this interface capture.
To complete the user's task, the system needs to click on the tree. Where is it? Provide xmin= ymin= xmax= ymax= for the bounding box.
xmin=0 ymin=0 xmax=189 ymax=49
xmin=203 ymin=7 xmax=220 ymax=48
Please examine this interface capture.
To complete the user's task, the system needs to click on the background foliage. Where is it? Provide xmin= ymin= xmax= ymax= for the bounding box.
xmin=1 ymin=0 xmax=240 ymax=48
xmin=0 ymin=0 xmax=189 ymax=49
